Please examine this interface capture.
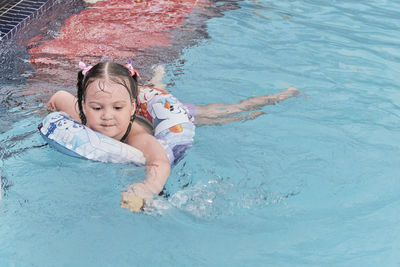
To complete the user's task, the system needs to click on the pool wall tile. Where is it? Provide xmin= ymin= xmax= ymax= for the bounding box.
xmin=0 ymin=0 xmax=78 ymax=42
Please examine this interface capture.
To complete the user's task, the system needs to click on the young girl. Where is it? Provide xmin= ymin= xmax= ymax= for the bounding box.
xmin=47 ymin=61 xmax=298 ymax=212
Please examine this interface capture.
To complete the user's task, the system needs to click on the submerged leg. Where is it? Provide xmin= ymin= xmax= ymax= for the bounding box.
xmin=195 ymin=111 xmax=265 ymax=125
xmin=148 ymin=65 xmax=167 ymax=90
xmin=195 ymin=87 xmax=298 ymax=125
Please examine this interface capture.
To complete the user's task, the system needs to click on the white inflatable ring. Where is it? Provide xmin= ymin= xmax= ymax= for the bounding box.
xmin=39 ymin=88 xmax=195 ymax=166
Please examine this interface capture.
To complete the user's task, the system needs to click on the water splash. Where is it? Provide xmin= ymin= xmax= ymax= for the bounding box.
xmin=147 ymin=168 xmax=300 ymax=218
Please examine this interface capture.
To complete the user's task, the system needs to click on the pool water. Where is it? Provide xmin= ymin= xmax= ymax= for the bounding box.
xmin=1 ymin=0 xmax=400 ymax=265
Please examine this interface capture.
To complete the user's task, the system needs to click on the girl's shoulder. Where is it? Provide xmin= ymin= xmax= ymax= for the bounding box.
xmin=127 ymin=120 xmax=153 ymax=140
xmin=126 ymin=121 xmax=162 ymax=154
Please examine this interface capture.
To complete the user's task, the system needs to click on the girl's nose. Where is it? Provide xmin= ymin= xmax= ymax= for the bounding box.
xmin=101 ymin=109 xmax=113 ymax=120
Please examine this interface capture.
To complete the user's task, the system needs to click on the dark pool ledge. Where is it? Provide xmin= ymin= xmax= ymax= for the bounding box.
xmin=0 ymin=0 xmax=62 ymax=42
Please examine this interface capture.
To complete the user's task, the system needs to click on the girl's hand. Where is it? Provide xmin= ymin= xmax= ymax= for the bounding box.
xmin=120 ymin=190 xmax=144 ymax=212
xmin=120 ymin=183 xmax=154 ymax=212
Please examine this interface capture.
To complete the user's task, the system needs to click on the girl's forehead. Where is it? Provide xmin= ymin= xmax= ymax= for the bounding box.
xmin=86 ymin=79 xmax=131 ymax=100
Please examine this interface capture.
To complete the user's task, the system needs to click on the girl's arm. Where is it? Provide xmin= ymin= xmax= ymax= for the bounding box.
xmin=131 ymin=132 xmax=171 ymax=195
xmin=121 ymin=132 xmax=171 ymax=212
xmin=47 ymin=90 xmax=81 ymax=122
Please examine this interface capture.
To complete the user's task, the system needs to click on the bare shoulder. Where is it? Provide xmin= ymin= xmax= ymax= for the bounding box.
xmin=130 ymin=120 xmax=152 ymax=136
xmin=126 ymin=122 xmax=167 ymax=161
xmin=126 ymin=122 xmax=157 ymax=149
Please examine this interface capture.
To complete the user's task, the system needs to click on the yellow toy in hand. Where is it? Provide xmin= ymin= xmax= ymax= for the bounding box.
xmin=120 ymin=192 xmax=144 ymax=212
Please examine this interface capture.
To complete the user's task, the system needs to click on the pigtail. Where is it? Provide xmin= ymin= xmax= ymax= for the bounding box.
xmin=131 ymin=72 xmax=138 ymax=83
xmin=76 ymin=70 xmax=87 ymax=125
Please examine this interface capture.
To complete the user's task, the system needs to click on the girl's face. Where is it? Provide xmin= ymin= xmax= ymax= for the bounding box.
xmin=82 ymin=79 xmax=136 ymax=140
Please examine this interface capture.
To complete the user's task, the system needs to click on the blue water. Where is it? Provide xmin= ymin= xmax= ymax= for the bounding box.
xmin=1 ymin=0 xmax=400 ymax=266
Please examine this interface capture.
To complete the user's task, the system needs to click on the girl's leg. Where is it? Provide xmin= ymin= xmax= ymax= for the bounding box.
xmin=195 ymin=111 xmax=265 ymax=125
xmin=195 ymin=87 xmax=298 ymax=126
xmin=47 ymin=90 xmax=81 ymax=122
xmin=148 ymin=65 xmax=167 ymax=90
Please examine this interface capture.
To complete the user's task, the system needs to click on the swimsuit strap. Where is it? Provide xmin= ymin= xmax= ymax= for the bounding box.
xmin=120 ymin=115 xmax=136 ymax=143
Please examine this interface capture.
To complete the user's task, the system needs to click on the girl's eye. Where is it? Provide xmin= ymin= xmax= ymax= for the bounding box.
xmin=114 ymin=106 xmax=123 ymax=110
xmin=92 ymin=107 xmax=101 ymax=111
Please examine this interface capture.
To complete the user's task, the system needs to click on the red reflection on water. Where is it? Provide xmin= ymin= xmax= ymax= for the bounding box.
xmin=28 ymin=0 xmax=204 ymax=61
xmin=26 ymin=0 xmax=207 ymax=87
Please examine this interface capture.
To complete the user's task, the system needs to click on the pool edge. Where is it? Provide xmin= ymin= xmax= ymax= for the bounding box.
xmin=0 ymin=0 xmax=80 ymax=43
